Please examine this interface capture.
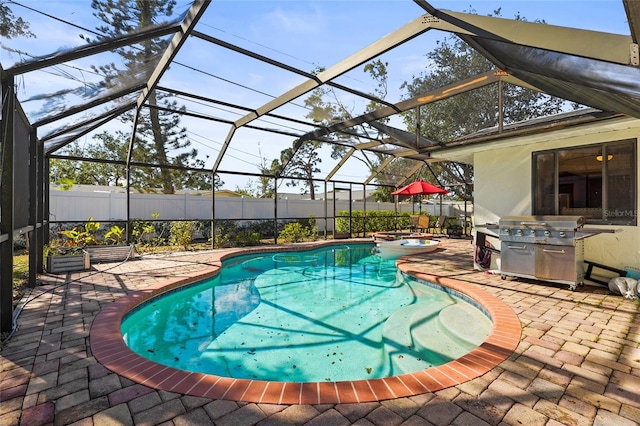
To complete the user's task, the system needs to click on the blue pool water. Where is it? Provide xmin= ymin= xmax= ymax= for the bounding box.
xmin=121 ymin=244 xmax=492 ymax=382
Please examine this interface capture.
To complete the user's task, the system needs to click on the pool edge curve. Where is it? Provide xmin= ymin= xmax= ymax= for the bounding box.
xmin=90 ymin=240 xmax=521 ymax=404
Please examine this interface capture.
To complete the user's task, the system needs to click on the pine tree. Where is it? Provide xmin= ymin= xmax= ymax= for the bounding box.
xmin=88 ymin=0 xmax=204 ymax=193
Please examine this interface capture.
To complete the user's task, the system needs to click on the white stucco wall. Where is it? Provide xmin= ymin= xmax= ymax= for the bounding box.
xmin=471 ymin=117 xmax=640 ymax=270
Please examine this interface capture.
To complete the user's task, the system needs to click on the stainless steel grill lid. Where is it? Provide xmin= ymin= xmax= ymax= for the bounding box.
xmin=498 ymin=215 xmax=588 ymax=246
xmin=498 ymin=215 xmax=585 ymax=229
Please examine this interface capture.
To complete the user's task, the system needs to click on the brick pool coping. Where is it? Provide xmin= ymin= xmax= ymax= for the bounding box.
xmin=90 ymin=240 xmax=521 ymax=404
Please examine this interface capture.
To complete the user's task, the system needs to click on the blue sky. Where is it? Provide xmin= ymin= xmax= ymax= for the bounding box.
xmin=1 ymin=1 xmax=632 ymax=191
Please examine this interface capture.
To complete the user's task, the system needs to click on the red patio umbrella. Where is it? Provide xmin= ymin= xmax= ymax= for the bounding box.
xmin=392 ymin=179 xmax=448 ymax=196
xmin=392 ymin=179 xmax=448 ymax=215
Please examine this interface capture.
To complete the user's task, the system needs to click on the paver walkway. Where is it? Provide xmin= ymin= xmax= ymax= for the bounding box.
xmin=1 ymin=238 xmax=639 ymax=425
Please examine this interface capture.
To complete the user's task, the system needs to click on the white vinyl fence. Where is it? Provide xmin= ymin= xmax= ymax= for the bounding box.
xmin=49 ymin=190 xmax=470 ymax=231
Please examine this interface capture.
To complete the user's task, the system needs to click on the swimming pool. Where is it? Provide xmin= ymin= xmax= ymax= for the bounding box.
xmin=121 ymin=244 xmax=492 ymax=382
xmin=91 ymin=240 xmax=521 ymax=403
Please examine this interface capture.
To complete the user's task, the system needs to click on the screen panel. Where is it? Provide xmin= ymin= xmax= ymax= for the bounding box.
xmin=13 ymin=108 xmax=31 ymax=230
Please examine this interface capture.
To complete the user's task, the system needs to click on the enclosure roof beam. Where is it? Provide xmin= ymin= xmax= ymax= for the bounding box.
xmin=152 ymin=104 xmax=313 ymax=139
xmin=157 ymin=86 xmax=322 ymax=128
xmin=396 ymin=162 xmax=426 ymax=188
xmin=324 ymin=148 xmax=355 ymax=182
xmin=192 ymin=32 xmax=397 ymax=109
xmin=368 ymin=121 xmax=442 ymax=148
xmin=192 ymin=31 xmax=320 ymax=81
xmin=3 ymin=23 xmax=180 ymax=77
xmin=624 ymin=0 xmax=640 ymax=44
xmin=369 ymin=151 xmax=432 ymax=164
xmin=43 ymin=104 xmax=133 ymax=155
xmin=495 ymin=72 xmax=543 ymax=92
xmin=365 ymin=156 xmax=395 ymax=185
xmin=354 ymin=140 xmax=383 ymax=150
xmin=297 ymin=70 xmax=500 ymax=144
xmin=233 ymin=13 xmax=432 ymax=129
xmin=42 ymin=114 xmax=129 ymax=155
xmin=41 ymin=102 xmax=134 ymax=144
xmin=50 ymin=153 xmax=213 ymax=174
xmin=213 ymin=12 xmax=434 ymax=173
xmin=136 ymin=0 xmax=209 ymax=109
xmin=384 ymin=148 xmax=420 ymax=157
xmin=33 ymin=84 xmax=145 ymax=128
xmin=424 ymin=110 xmax=623 ymax=159
xmin=414 ymin=0 xmax=634 ymax=65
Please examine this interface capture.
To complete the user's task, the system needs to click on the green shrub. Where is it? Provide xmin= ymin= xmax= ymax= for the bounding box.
xmin=248 ymin=219 xmax=276 ymax=238
xmin=105 ymin=225 xmax=125 ymax=245
xmin=132 ymin=213 xmax=163 ymax=250
xmin=211 ymin=220 xmax=266 ymax=247
xmin=336 ymin=210 xmax=411 ymax=235
xmin=278 ymin=217 xmax=317 ymax=243
xmin=169 ymin=220 xmax=200 ymax=250
xmin=59 ymin=216 xmax=101 ymax=247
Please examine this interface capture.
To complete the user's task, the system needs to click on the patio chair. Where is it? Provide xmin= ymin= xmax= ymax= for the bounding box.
xmin=431 ymin=215 xmax=446 ymax=235
xmin=410 ymin=215 xmax=419 ymax=232
xmin=417 ymin=216 xmax=431 ymax=233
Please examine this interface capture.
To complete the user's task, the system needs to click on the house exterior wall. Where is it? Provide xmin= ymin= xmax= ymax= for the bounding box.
xmin=472 ymin=118 xmax=640 ymax=269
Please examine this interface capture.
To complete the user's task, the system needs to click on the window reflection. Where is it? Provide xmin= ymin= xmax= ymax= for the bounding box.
xmin=532 ymin=140 xmax=636 ymax=225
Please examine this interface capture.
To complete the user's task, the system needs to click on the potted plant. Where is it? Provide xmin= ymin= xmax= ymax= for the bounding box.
xmin=84 ymin=224 xmax=136 ymax=263
xmin=44 ymin=238 xmax=90 ymax=273
xmin=46 ymin=218 xmax=136 ymax=272
xmin=45 ymin=217 xmax=99 ymax=273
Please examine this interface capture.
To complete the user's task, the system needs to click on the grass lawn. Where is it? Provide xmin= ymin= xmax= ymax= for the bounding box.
xmin=12 ymin=254 xmax=29 ymax=308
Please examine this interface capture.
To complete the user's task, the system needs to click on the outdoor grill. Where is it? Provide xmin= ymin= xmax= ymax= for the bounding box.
xmin=498 ymin=215 xmax=596 ymax=290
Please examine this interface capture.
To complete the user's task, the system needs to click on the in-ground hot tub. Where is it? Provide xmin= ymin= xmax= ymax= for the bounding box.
xmin=372 ymin=231 xmax=433 ymax=242
xmin=374 ymin=239 xmax=440 ymax=260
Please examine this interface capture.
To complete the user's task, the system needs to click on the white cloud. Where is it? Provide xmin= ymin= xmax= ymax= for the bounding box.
xmin=262 ymin=6 xmax=324 ymax=35
xmin=248 ymin=72 xmax=264 ymax=85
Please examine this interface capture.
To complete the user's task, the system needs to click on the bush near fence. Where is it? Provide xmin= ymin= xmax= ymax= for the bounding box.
xmin=335 ymin=211 xmax=469 ymax=236
xmin=335 ymin=210 xmax=412 ymax=236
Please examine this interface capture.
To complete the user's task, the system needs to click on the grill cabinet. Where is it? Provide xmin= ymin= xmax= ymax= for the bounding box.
xmin=499 ymin=216 xmax=588 ymax=290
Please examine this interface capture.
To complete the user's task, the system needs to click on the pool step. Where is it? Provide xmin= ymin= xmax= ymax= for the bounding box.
xmin=437 ymin=303 xmax=492 ymax=348
xmin=409 ymin=303 xmax=491 ymax=365
xmin=382 ymin=301 xmax=492 ymax=375
xmin=402 ymin=274 xmax=441 ymax=298
xmin=382 ymin=301 xmax=452 ymax=375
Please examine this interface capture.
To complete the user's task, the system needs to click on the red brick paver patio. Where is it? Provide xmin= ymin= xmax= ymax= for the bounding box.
xmin=1 ymin=238 xmax=639 ymax=425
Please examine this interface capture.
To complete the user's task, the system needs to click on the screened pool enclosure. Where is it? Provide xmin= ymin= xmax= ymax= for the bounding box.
xmin=2 ymin=0 xmax=640 ymax=333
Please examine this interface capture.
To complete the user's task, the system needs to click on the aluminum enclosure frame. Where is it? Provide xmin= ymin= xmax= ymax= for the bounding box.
xmin=2 ymin=1 xmax=640 ymax=334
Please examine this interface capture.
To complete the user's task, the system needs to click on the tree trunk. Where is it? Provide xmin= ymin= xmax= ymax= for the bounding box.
xmin=141 ymin=2 xmax=174 ymax=194
xmin=148 ymin=90 xmax=174 ymax=194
